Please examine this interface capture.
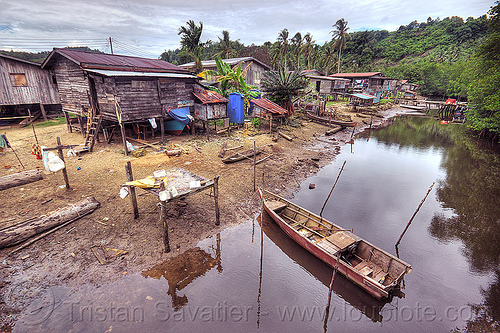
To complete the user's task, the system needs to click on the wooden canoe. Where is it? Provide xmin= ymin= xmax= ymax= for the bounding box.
xmin=258 ymin=189 xmax=412 ymax=300
xmin=306 ymin=111 xmax=356 ymax=127
xmin=222 ymin=147 xmax=262 ymax=163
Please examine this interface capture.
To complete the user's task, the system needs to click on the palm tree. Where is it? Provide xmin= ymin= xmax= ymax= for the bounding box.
xmin=271 ymin=28 xmax=290 ymax=67
xmin=301 ymin=33 xmax=315 ymax=69
xmin=178 ymin=20 xmax=205 ymax=70
xmin=291 ymin=32 xmax=303 ymax=69
xmin=216 ymin=30 xmax=238 ymax=59
xmin=261 ymin=63 xmax=308 ymax=113
xmin=330 ymin=18 xmax=350 ymax=73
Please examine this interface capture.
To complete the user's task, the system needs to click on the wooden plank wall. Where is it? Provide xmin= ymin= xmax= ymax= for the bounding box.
xmin=194 ymin=103 xmax=228 ymax=120
xmin=0 ymin=57 xmax=60 ymax=106
xmin=158 ymin=78 xmax=196 ymax=115
xmin=53 ymin=57 xmax=90 ymax=116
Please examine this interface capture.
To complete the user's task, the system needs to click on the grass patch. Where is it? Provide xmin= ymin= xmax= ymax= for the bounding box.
xmin=34 ymin=116 xmax=68 ymax=127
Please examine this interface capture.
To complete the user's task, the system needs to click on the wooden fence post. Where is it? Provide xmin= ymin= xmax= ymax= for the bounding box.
xmin=214 ymin=175 xmax=220 ymax=226
xmin=125 ymin=161 xmax=139 ymax=219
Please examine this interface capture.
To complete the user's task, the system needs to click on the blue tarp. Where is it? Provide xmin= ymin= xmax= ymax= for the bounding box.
xmin=167 ymin=107 xmax=194 ymax=125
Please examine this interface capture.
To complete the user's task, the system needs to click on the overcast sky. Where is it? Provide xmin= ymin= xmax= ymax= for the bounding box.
xmin=0 ymin=0 xmax=494 ymax=58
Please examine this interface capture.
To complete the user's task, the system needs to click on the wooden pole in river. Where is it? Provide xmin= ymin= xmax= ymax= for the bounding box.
xmin=320 ymin=160 xmax=346 ymax=217
xmin=395 ymin=182 xmax=435 ymax=248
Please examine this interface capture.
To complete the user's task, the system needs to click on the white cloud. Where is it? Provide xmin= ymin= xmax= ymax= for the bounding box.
xmin=0 ymin=0 xmax=493 ymax=56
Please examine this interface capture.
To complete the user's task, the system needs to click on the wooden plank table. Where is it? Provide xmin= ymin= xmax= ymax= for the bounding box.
xmin=123 ymin=165 xmax=220 ymax=252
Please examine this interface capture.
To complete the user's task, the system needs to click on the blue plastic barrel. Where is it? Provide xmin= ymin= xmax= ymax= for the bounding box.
xmin=228 ymin=92 xmax=245 ymax=124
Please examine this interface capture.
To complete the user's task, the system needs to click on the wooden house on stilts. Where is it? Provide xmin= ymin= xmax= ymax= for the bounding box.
xmin=41 ymin=48 xmax=199 ymax=154
xmin=0 ymin=53 xmax=61 ymax=122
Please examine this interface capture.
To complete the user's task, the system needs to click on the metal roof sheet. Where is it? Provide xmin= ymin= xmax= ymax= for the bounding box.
xmin=0 ymin=53 xmax=41 ymax=66
xmin=84 ymin=69 xmax=198 ymax=79
xmin=329 ymin=72 xmax=382 ymax=78
xmin=180 ymin=57 xmax=270 ymax=70
xmin=193 ymin=89 xmax=229 ymax=104
xmin=252 ymin=98 xmax=288 ymax=115
xmin=43 ymin=48 xmax=188 ymax=73
xmin=307 ymin=75 xmax=350 ymax=81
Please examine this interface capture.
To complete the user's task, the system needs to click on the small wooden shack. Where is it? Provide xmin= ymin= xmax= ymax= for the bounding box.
xmin=252 ymin=98 xmax=288 ymax=127
xmin=0 ymin=53 xmax=61 ymax=121
xmin=41 ymin=48 xmax=199 ymax=147
xmin=192 ymin=86 xmax=228 ymax=121
xmin=329 ymin=72 xmax=397 ymax=95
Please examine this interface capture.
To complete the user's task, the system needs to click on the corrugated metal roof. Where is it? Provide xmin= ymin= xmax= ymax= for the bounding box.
xmin=193 ymin=89 xmax=229 ymax=104
xmin=43 ymin=48 xmax=188 ymax=73
xmin=180 ymin=57 xmax=270 ymax=70
xmin=329 ymin=72 xmax=382 ymax=78
xmin=350 ymin=93 xmax=376 ymax=100
xmin=307 ymin=75 xmax=350 ymax=81
xmin=252 ymin=98 xmax=288 ymax=115
xmin=85 ymin=69 xmax=198 ymax=79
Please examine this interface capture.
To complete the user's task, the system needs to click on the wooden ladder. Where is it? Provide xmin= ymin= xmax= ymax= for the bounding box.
xmin=84 ymin=112 xmax=102 ymax=152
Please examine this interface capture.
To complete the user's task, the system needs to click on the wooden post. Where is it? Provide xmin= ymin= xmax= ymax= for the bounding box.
xmin=125 ymin=161 xmax=139 ymax=219
xmin=269 ymin=116 xmax=272 ymax=134
xmin=120 ymin=123 xmax=128 ymax=156
xmin=396 ymin=182 xmax=435 ymax=247
xmin=64 ymin=112 xmax=72 ymax=133
xmin=160 ymin=113 xmax=165 ymax=145
xmin=56 ymin=137 xmax=70 ymax=189
xmin=320 ymin=160 xmax=346 ymax=217
xmin=214 ymin=175 xmax=220 ymax=226
xmin=39 ymin=103 xmax=48 ymax=122
xmin=206 ymin=121 xmax=210 ymax=141
xmin=77 ymin=115 xmax=85 ymax=137
xmin=28 ymin=109 xmax=39 ymax=145
xmin=324 ymin=253 xmax=340 ymax=332
xmin=253 ymin=141 xmax=256 ymax=192
xmin=159 ymin=181 xmax=170 ymax=252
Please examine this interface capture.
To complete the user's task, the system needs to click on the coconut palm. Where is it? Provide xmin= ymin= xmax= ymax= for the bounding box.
xmin=178 ymin=20 xmax=206 ymax=70
xmin=291 ymin=32 xmax=303 ymax=69
xmin=261 ymin=63 xmax=308 ymax=113
xmin=271 ymin=28 xmax=290 ymax=67
xmin=301 ymin=33 xmax=315 ymax=68
xmin=330 ymin=18 xmax=350 ymax=73
xmin=216 ymin=30 xmax=239 ymax=59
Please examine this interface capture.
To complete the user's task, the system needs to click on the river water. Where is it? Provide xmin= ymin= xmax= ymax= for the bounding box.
xmin=14 ymin=115 xmax=500 ymax=332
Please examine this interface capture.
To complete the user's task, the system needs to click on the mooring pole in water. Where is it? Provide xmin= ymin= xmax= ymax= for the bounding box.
xmin=253 ymin=141 xmax=257 ymax=192
xmin=324 ymin=252 xmax=340 ymax=333
xmin=320 ymin=160 xmax=346 ymax=217
xmin=214 ymin=175 xmax=220 ymax=226
xmin=395 ymin=182 xmax=435 ymax=248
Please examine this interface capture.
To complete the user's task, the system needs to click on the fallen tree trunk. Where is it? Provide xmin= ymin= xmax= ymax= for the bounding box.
xmin=325 ymin=126 xmax=343 ymax=135
xmin=0 ymin=169 xmax=43 ymax=191
xmin=0 ymin=197 xmax=100 ymax=249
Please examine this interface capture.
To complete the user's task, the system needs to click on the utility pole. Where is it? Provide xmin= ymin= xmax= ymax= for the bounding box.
xmin=109 ymin=37 xmax=114 ymax=54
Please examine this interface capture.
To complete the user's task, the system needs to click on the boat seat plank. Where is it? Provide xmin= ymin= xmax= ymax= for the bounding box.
xmin=317 ymin=238 xmax=341 ymax=255
xmin=325 ymin=232 xmax=356 ymax=251
xmin=267 ymin=200 xmax=287 ymax=212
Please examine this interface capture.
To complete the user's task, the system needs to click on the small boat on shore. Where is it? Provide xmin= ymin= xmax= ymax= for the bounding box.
xmin=222 ymin=147 xmax=262 ymax=163
xmin=399 ymin=104 xmax=426 ymax=111
xmin=258 ymin=189 xmax=412 ymax=300
xmin=306 ymin=111 xmax=356 ymax=127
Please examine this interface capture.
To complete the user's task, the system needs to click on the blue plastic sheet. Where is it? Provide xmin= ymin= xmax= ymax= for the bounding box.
xmin=167 ymin=107 xmax=193 ymax=125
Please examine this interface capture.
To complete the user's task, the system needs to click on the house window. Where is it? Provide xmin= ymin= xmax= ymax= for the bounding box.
xmin=10 ymin=73 xmax=27 ymax=87
xmin=254 ymin=71 xmax=261 ymax=84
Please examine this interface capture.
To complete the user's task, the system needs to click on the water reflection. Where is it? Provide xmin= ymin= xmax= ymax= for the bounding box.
xmin=258 ymin=212 xmax=396 ymax=323
xmin=369 ymin=116 xmax=500 ymax=328
xmin=141 ymin=234 xmax=222 ymax=311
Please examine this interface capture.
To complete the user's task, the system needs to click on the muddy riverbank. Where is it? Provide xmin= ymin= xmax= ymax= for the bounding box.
xmin=0 ymin=103 xmax=397 ymax=329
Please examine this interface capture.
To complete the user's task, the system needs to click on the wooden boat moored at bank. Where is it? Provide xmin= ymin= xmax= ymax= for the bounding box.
xmin=258 ymin=189 xmax=412 ymax=300
xmin=222 ymin=147 xmax=263 ymax=163
xmin=306 ymin=111 xmax=356 ymax=127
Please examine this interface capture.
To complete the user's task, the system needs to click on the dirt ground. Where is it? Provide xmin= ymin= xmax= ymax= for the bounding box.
xmin=0 ymin=103 xmax=397 ymax=330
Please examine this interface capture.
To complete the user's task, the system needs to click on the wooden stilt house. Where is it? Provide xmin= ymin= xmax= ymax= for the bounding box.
xmin=0 ymin=53 xmax=61 ymax=122
xmin=41 ymin=48 xmax=199 ymax=152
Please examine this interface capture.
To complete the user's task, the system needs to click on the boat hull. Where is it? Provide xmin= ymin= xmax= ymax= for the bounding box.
xmin=258 ymin=189 xmax=409 ymax=300
xmin=306 ymin=111 xmax=356 ymax=127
